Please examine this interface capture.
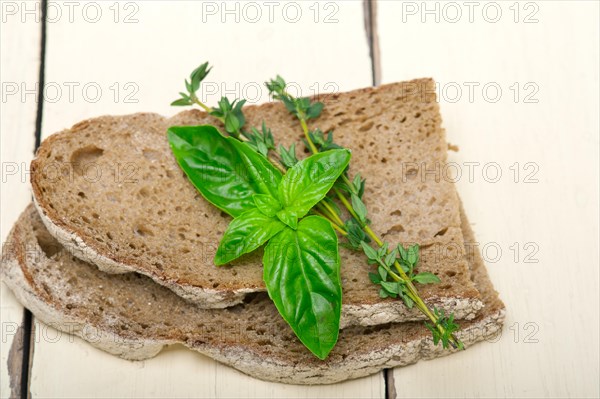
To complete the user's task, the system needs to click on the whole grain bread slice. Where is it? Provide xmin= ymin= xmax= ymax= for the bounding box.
xmin=1 ymin=204 xmax=504 ymax=385
xmin=31 ymin=79 xmax=483 ymax=324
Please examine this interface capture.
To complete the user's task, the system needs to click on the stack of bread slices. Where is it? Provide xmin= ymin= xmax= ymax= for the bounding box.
xmin=1 ymin=79 xmax=505 ymax=384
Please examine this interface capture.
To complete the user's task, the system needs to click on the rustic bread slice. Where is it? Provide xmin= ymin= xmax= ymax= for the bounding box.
xmin=31 ymin=79 xmax=483 ymax=323
xmin=1 ymin=204 xmax=504 ymax=385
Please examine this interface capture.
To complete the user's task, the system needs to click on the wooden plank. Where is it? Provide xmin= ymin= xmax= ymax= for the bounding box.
xmin=32 ymin=341 xmax=382 ymax=398
xmin=29 ymin=1 xmax=384 ymax=397
xmin=378 ymin=1 xmax=599 ymax=397
xmin=0 ymin=1 xmax=42 ymax=397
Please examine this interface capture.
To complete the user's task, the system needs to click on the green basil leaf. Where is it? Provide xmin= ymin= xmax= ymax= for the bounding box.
xmin=278 ymin=149 xmax=351 ymax=218
xmin=263 ymin=215 xmax=341 ymax=360
xmin=412 ymin=272 xmax=441 ymax=285
xmin=168 ymin=125 xmax=282 ymax=217
xmin=253 ymin=194 xmax=281 ymax=217
xmin=276 ymin=209 xmax=298 ymax=230
xmin=214 ymin=208 xmax=286 ymax=265
xmin=226 ymin=136 xmax=281 ymax=200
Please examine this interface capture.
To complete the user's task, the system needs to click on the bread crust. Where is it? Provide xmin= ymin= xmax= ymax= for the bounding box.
xmin=1 ymin=204 xmax=504 ymax=385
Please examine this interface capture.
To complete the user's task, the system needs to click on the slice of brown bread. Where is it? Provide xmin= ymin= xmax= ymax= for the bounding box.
xmin=1 ymin=204 xmax=504 ymax=385
xmin=31 ymin=79 xmax=483 ymax=324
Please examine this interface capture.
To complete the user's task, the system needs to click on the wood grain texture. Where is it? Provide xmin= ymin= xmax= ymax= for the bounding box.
xmin=378 ymin=1 xmax=599 ymax=397
xmin=31 ymin=340 xmax=382 ymax=398
xmin=0 ymin=1 xmax=41 ymax=397
xmin=28 ymin=1 xmax=384 ymax=397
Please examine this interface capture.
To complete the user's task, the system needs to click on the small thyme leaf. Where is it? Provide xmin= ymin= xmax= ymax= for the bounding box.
xmin=407 ymin=244 xmax=419 ymax=265
xmin=353 ymin=173 xmax=366 ymax=198
xmin=425 ymin=307 xmax=462 ymax=349
xmin=351 ymin=193 xmax=368 ymax=224
xmin=360 ymin=241 xmax=379 ymax=261
xmin=305 ymin=101 xmax=324 ymax=120
xmin=399 ymin=289 xmax=414 ymax=308
xmin=397 ymin=244 xmax=408 ymax=260
xmin=171 ymin=97 xmax=192 ymax=106
xmin=381 ymin=281 xmax=399 ymax=295
xmin=378 ymin=242 xmax=389 ymax=258
xmin=369 ymin=272 xmax=381 ymax=284
xmin=377 ymin=265 xmax=388 ymax=281
xmin=265 ymin=75 xmax=286 ymax=95
xmin=278 ymin=143 xmax=299 ymax=168
xmin=245 ymin=122 xmax=275 ymax=157
xmin=190 ymin=62 xmax=212 ymax=92
xmin=174 ymin=62 xmax=212 ymax=106
xmin=384 ymin=249 xmax=397 ymax=267
xmin=343 ymin=218 xmax=369 ymax=249
xmin=413 ymin=272 xmax=441 ymax=285
xmin=210 ymin=97 xmax=247 ymax=137
xmin=305 ymin=129 xmax=342 ymax=152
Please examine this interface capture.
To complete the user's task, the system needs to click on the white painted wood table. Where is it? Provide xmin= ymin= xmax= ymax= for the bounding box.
xmin=1 ymin=1 xmax=598 ymax=398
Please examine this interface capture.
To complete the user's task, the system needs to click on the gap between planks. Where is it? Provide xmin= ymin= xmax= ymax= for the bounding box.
xmin=364 ymin=1 xmax=391 ymax=397
xmin=12 ymin=0 xmax=48 ymax=398
xmin=363 ymin=0 xmax=382 ymax=87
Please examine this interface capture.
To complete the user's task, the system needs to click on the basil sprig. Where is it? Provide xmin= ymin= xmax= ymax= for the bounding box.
xmin=168 ymin=125 xmax=350 ymax=359
xmin=170 ymin=63 xmax=465 ymax=354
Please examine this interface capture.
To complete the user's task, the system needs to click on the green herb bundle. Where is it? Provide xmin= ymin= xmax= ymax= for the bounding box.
xmin=169 ymin=63 xmax=463 ymax=359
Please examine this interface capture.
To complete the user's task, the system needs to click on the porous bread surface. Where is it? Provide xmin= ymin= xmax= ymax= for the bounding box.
xmin=1 ymin=204 xmax=504 ymax=385
xmin=31 ymin=79 xmax=482 ymax=320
